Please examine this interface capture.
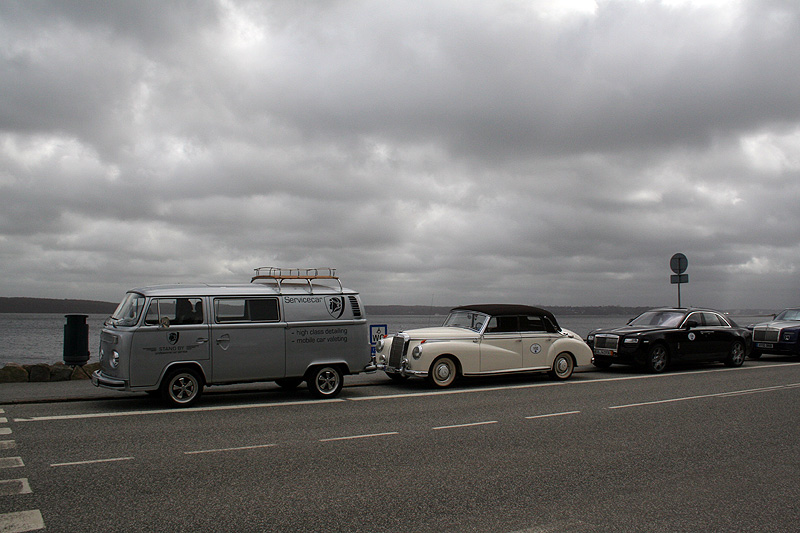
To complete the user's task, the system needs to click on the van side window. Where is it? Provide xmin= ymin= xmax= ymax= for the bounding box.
xmin=145 ymin=298 xmax=203 ymax=326
xmin=215 ymin=298 xmax=280 ymax=323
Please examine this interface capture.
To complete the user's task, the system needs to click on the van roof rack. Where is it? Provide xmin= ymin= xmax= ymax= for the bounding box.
xmin=251 ymin=267 xmax=343 ymax=293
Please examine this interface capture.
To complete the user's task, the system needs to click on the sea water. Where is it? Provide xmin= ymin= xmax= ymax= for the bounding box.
xmin=0 ymin=313 xmax=764 ymax=366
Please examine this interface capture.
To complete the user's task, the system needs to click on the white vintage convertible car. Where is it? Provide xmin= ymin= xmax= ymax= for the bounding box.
xmin=374 ymin=304 xmax=592 ymax=387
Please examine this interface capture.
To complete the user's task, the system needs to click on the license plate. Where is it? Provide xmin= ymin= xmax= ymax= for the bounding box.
xmin=595 ymin=348 xmax=615 ymax=356
xmin=756 ymin=343 xmax=773 ymax=349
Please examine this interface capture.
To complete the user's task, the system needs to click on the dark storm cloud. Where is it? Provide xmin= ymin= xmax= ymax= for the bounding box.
xmin=0 ymin=0 xmax=798 ymax=309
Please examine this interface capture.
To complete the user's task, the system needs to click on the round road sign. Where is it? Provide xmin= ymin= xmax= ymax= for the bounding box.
xmin=670 ymin=253 xmax=688 ymax=274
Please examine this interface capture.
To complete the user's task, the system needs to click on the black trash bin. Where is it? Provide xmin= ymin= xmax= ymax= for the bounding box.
xmin=63 ymin=314 xmax=90 ymax=366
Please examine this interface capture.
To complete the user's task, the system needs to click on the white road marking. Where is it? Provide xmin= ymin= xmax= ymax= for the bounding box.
xmin=0 ymin=418 xmax=7 ymax=424
xmin=433 ymin=421 xmax=498 ymax=430
xmin=349 ymin=363 xmax=800 ymax=402
xmin=0 ymin=457 xmax=24 ymax=469
xmin=609 ymin=383 xmax=800 ymax=409
xmin=319 ymin=432 xmax=399 ymax=442
xmin=525 ymin=411 xmax=581 ymax=420
xmin=0 ymin=478 xmax=32 ymax=496
xmin=0 ymin=428 xmax=12 ymax=435
xmin=184 ymin=444 xmax=277 ymax=455
xmin=13 ymin=398 xmax=344 ymax=422
xmin=0 ymin=510 xmax=45 ymax=532
xmin=0 ymin=441 xmax=16 ymax=451
xmin=50 ymin=457 xmax=133 ymax=467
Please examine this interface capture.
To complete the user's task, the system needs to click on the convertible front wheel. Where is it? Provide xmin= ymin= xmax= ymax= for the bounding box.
xmin=549 ymin=352 xmax=574 ymax=380
xmin=428 ymin=356 xmax=458 ymax=388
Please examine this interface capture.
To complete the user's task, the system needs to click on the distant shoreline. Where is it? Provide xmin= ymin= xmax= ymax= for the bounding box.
xmin=0 ymin=297 xmax=775 ymax=317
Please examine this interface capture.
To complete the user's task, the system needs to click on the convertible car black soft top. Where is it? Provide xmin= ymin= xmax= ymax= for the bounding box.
xmin=451 ymin=304 xmax=561 ymax=330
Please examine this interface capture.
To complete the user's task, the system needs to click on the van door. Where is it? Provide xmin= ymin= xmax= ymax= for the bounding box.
xmin=130 ymin=297 xmax=210 ymax=388
xmin=211 ymin=297 xmax=286 ymax=383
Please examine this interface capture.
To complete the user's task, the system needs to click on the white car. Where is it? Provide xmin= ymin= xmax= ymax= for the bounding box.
xmin=374 ymin=304 xmax=592 ymax=387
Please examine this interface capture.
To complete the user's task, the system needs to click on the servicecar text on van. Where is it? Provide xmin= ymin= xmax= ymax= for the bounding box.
xmin=92 ymin=268 xmax=375 ymax=407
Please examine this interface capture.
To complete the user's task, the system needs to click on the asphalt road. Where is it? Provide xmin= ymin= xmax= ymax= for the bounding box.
xmin=2 ymin=359 xmax=800 ymax=532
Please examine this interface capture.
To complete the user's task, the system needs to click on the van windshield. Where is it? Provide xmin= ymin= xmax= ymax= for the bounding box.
xmin=108 ymin=293 xmax=145 ymax=326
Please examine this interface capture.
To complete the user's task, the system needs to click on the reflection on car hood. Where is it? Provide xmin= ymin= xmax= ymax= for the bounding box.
xmin=398 ymin=326 xmax=478 ymax=340
xmin=754 ymin=320 xmax=800 ymax=330
xmin=592 ymin=325 xmax=671 ymax=336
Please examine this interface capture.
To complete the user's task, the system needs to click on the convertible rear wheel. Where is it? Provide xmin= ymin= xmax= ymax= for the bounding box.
xmin=725 ymin=340 xmax=746 ymax=367
xmin=646 ymin=344 xmax=669 ymax=373
xmin=549 ymin=352 xmax=574 ymax=380
xmin=428 ymin=356 xmax=457 ymax=388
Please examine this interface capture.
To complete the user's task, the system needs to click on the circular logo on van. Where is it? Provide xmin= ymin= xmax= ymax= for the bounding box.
xmin=325 ymin=296 xmax=345 ymax=319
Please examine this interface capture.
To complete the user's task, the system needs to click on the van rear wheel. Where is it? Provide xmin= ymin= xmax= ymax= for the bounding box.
xmin=160 ymin=368 xmax=203 ymax=407
xmin=307 ymin=366 xmax=344 ymax=398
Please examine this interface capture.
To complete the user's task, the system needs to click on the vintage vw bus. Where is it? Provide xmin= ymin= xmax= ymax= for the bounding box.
xmin=374 ymin=304 xmax=592 ymax=387
xmin=92 ymin=268 xmax=372 ymax=406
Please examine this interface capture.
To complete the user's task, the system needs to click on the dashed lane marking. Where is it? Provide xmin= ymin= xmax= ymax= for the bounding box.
xmin=525 ymin=410 xmax=581 ymax=420
xmin=50 ymin=457 xmax=133 ymax=468
xmin=0 ymin=441 xmax=16 ymax=451
xmin=609 ymin=383 xmax=800 ymax=409
xmin=0 ymin=428 xmax=11 ymax=435
xmin=319 ymin=432 xmax=399 ymax=442
xmin=185 ymin=444 xmax=277 ymax=455
xmin=0 ymin=510 xmax=44 ymax=532
xmin=433 ymin=421 xmax=498 ymax=430
xmin=0 ymin=478 xmax=32 ymax=496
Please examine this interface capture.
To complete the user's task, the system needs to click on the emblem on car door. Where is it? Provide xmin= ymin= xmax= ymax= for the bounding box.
xmin=168 ymin=332 xmax=180 ymax=345
xmin=688 ymin=333 xmax=696 ymax=341
xmin=325 ymin=296 xmax=345 ymax=319
xmin=530 ymin=343 xmax=542 ymax=354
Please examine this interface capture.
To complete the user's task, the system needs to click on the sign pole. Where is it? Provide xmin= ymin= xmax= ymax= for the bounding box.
xmin=670 ymin=253 xmax=688 ymax=308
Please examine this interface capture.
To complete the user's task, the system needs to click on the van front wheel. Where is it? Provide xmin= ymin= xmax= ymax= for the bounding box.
xmin=308 ymin=366 xmax=344 ymax=398
xmin=161 ymin=368 xmax=203 ymax=407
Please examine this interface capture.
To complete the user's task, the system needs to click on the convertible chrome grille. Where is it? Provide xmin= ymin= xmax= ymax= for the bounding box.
xmin=753 ymin=328 xmax=780 ymax=342
xmin=388 ymin=335 xmax=407 ymax=368
xmin=594 ymin=334 xmax=620 ymax=350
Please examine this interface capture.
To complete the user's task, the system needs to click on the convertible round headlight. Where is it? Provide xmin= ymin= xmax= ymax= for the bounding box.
xmin=375 ymin=338 xmax=384 ymax=352
xmin=111 ymin=350 xmax=120 ymax=368
xmin=411 ymin=344 xmax=423 ymax=359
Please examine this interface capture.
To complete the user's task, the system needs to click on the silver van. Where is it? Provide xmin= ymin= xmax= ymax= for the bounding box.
xmin=92 ymin=268 xmax=372 ymax=406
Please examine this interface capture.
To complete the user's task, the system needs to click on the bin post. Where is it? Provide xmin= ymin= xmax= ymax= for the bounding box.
xmin=63 ymin=314 xmax=90 ymax=367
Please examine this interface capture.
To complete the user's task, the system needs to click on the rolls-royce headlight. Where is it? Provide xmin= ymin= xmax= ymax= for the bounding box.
xmin=623 ymin=337 xmax=640 ymax=344
xmin=375 ymin=338 xmax=385 ymax=352
xmin=411 ymin=344 xmax=423 ymax=359
xmin=111 ymin=350 xmax=120 ymax=368
xmin=587 ymin=334 xmax=594 ymax=342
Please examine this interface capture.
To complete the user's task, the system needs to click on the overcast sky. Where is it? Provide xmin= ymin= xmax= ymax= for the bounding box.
xmin=1 ymin=0 xmax=798 ymax=310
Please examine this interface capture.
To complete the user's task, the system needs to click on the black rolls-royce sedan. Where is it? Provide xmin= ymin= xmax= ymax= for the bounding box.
xmin=586 ymin=308 xmax=751 ymax=373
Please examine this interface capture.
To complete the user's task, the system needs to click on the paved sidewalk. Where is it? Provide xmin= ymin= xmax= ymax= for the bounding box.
xmin=0 ymin=371 xmax=390 ymax=405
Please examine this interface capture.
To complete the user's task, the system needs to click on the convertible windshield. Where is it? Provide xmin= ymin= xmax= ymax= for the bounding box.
xmin=629 ymin=310 xmax=685 ymax=328
xmin=775 ymin=309 xmax=800 ymax=321
xmin=442 ymin=310 xmax=489 ymax=332
xmin=108 ymin=292 xmax=145 ymax=326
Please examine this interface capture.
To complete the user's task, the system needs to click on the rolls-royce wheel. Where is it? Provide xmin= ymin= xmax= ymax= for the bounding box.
xmin=549 ymin=352 xmax=575 ymax=380
xmin=725 ymin=340 xmax=746 ymax=367
xmin=646 ymin=344 xmax=669 ymax=373
xmin=428 ymin=356 xmax=458 ymax=388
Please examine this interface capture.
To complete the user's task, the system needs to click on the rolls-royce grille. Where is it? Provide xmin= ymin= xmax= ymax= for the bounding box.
xmin=753 ymin=328 xmax=780 ymax=342
xmin=388 ymin=336 xmax=407 ymax=368
xmin=595 ymin=334 xmax=620 ymax=350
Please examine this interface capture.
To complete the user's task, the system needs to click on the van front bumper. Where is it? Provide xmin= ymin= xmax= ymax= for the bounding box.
xmin=91 ymin=370 xmax=128 ymax=391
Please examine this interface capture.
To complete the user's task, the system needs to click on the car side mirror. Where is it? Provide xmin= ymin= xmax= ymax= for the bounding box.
xmin=684 ymin=320 xmax=699 ymax=329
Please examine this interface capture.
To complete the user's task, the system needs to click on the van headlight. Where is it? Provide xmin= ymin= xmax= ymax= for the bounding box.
xmin=411 ymin=344 xmax=423 ymax=359
xmin=111 ymin=350 xmax=120 ymax=368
